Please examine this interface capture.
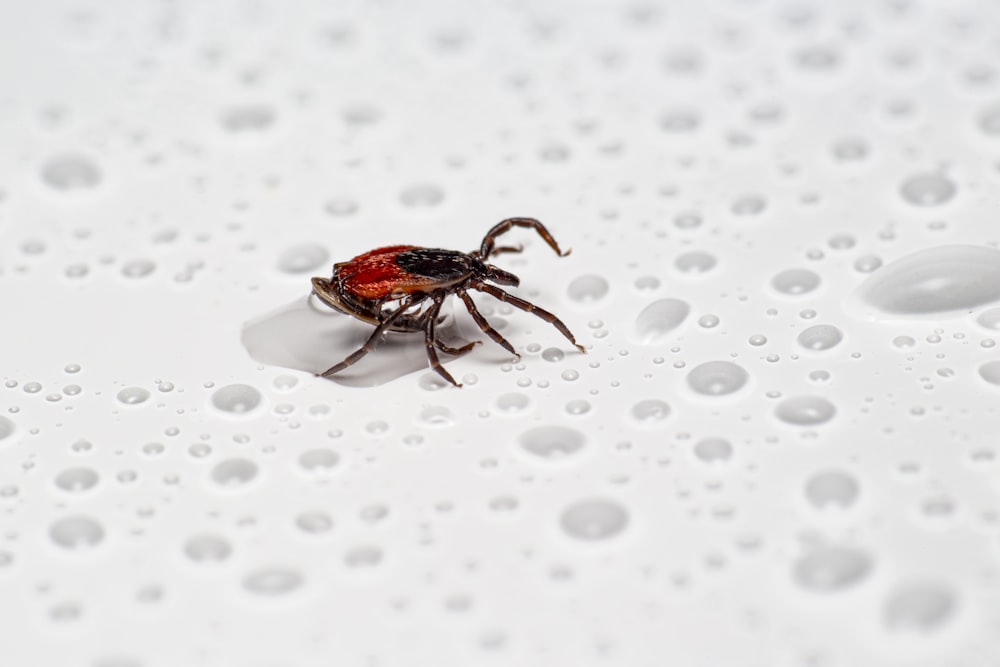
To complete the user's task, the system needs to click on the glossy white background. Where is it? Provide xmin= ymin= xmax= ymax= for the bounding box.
xmin=1 ymin=0 xmax=999 ymax=665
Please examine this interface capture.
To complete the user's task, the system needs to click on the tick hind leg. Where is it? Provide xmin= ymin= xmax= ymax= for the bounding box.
xmin=473 ymin=281 xmax=586 ymax=353
xmin=424 ymin=292 xmax=461 ymax=386
xmin=458 ymin=289 xmax=520 ymax=359
xmin=318 ymin=295 xmax=425 ymax=378
xmin=478 ymin=218 xmax=570 ymax=260
xmin=436 ymin=339 xmax=479 ymax=356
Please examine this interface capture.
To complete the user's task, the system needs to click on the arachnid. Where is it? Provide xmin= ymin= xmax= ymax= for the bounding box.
xmin=311 ymin=217 xmax=585 ymax=387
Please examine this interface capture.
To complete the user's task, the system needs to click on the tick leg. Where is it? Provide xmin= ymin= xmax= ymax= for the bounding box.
xmin=472 ymin=281 xmax=586 ymax=353
xmin=425 ymin=292 xmax=461 ymax=387
xmin=478 ymin=218 xmax=570 ymax=260
xmin=318 ymin=295 xmax=425 ymax=377
xmin=457 ymin=289 xmax=520 ymax=359
xmin=436 ymin=339 xmax=480 ymax=356
xmin=488 ymin=244 xmax=524 ymax=257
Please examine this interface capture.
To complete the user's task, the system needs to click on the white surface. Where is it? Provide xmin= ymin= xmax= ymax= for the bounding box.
xmin=1 ymin=0 xmax=1000 ymax=665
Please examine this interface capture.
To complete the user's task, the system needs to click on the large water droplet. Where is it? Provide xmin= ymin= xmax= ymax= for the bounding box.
xmin=54 ymin=467 xmax=99 ymax=493
xmin=560 ymin=498 xmax=629 ymax=541
xmin=853 ymin=245 xmax=1000 ymax=318
xmin=630 ymin=399 xmax=671 ymax=424
xmin=220 ymin=104 xmax=276 ymax=132
xmin=183 ymin=534 xmax=233 ymax=563
xmin=298 ymin=448 xmax=340 ymax=471
xmin=50 ymin=516 xmax=105 ymax=550
xmin=772 ymin=269 xmax=821 ymax=296
xmin=40 ymin=154 xmax=102 ymax=191
xmin=116 ymin=387 xmax=150 ymax=405
xmin=242 ymin=567 xmax=304 ymax=595
xmin=0 ymin=416 xmax=14 ymax=442
xmin=211 ymin=384 xmax=263 ymax=415
xmin=805 ymin=470 xmax=859 ymax=508
xmin=794 ymin=546 xmax=873 ymax=592
xmin=686 ymin=361 xmax=749 ymax=396
xmin=899 ymin=172 xmax=957 ymax=207
xmin=883 ymin=580 xmax=958 ymax=633
xmin=518 ymin=426 xmax=586 ymax=460
xmin=775 ymin=395 xmax=836 ymax=426
xmin=979 ymin=361 xmax=1000 ymax=386
xmin=634 ymin=298 xmax=690 ymax=344
xmin=278 ymin=243 xmax=329 ymax=274
xmin=567 ymin=274 xmax=610 ymax=302
xmin=211 ymin=458 xmax=259 ymax=487
xmin=797 ymin=324 xmax=844 ymax=351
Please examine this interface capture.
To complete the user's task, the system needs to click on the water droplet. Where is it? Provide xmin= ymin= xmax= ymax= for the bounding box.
xmin=797 ymin=324 xmax=844 ymax=351
xmin=0 ymin=416 xmax=14 ymax=442
xmin=541 ymin=347 xmax=565 ymax=362
xmin=976 ymin=307 xmax=1000 ymax=330
xmin=344 ymin=545 xmax=383 ymax=568
xmin=418 ymin=405 xmax=456 ymax=427
xmin=694 ymin=437 xmax=733 ymax=462
xmin=674 ymin=250 xmax=717 ymax=274
xmin=560 ymin=498 xmax=629 ymax=541
xmin=794 ymin=546 xmax=873 ymax=592
xmin=298 ymin=448 xmax=340 ymax=471
xmin=116 ymin=387 xmax=150 ymax=405
xmin=183 ymin=534 xmax=232 ymax=563
xmin=49 ymin=516 xmax=105 ymax=550
xmin=295 ymin=511 xmax=334 ymax=534
xmin=40 ymin=154 xmax=102 ymax=191
xmin=211 ymin=384 xmax=263 ymax=415
xmin=121 ymin=259 xmax=155 ymax=278
xmin=900 ymin=172 xmax=956 ymax=207
xmin=775 ymin=395 xmax=836 ymax=426
xmin=518 ymin=426 xmax=586 ymax=460
xmin=854 ymin=245 xmax=1000 ymax=317
xmin=496 ymin=393 xmax=530 ymax=413
xmin=630 ymin=399 xmax=671 ymax=423
xmin=220 ymin=104 xmax=276 ymax=132
xmin=565 ymin=399 xmax=591 ymax=415
xmin=805 ymin=470 xmax=859 ymax=508
xmin=567 ymin=274 xmax=610 ymax=302
xmin=686 ymin=361 xmax=749 ymax=396
xmin=277 ymin=243 xmax=328 ymax=274
xmin=324 ymin=197 xmax=359 ymax=217
xmin=634 ymin=298 xmax=690 ymax=344
xmin=242 ymin=567 xmax=304 ymax=595
xmin=399 ymin=183 xmax=444 ymax=208
xmin=210 ymin=458 xmax=259 ymax=487
xmin=54 ymin=467 xmax=99 ymax=493
xmin=883 ymin=580 xmax=957 ymax=633
xmin=978 ymin=361 xmax=1000 ymax=386
xmin=772 ymin=268 xmax=821 ymax=296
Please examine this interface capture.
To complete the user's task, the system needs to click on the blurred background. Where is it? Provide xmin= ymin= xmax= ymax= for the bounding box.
xmin=1 ymin=0 xmax=999 ymax=664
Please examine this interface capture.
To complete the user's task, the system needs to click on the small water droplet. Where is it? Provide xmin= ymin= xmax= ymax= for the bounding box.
xmin=883 ymin=580 xmax=957 ymax=633
xmin=797 ymin=324 xmax=844 ymax=351
xmin=54 ymin=467 xmax=99 ymax=493
xmin=242 ymin=567 xmax=304 ymax=596
xmin=41 ymin=154 xmax=102 ymax=191
xmin=277 ymin=243 xmax=328 ymax=274
xmin=567 ymin=275 xmax=610 ymax=302
xmin=210 ymin=458 xmax=259 ymax=487
xmin=900 ymin=172 xmax=956 ymax=207
xmin=772 ymin=268 xmax=821 ymax=296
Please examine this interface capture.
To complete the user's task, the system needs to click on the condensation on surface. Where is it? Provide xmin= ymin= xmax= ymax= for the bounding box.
xmin=1 ymin=0 xmax=999 ymax=666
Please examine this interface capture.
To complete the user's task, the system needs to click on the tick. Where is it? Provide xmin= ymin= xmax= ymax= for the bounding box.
xmin=311 ymin=217 xmax=585 ymax=387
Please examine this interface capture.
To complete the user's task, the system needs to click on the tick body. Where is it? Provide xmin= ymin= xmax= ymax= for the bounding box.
xmin=311 ymin=217 xmax=585 ymax=387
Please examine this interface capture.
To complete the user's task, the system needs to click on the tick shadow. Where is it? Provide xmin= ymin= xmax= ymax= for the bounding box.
xmin=241 ymin=295 xmax=478 ymax=387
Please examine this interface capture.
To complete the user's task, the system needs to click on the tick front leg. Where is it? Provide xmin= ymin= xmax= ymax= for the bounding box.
xmin=457 ymin=289 xmax=520 ymax=359
xmin=317 ymin=295 xmax=425 ymax=378
xmin=424 ymin=292 xmax=461 ymax=387
xmin=472 ymin=281 xmax=586 ymax=353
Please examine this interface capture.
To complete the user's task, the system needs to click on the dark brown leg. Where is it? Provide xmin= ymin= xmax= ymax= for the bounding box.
xmin=318 ymin=295 xmax=426 ymax=377
xmin=436 ymin=339 xmax=479 ymax=356
xmin=424 ymin=292 xmax=461 ymax=387
xmin=458 ymin=289 xmax=520 ymax=358
xmin=472 ymin=281 xmax=585 ymax=353
xmin=477 ymin=218 xmax=570 ymax=260
xmin=488 ymin=244 xmax=523 ymax=257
